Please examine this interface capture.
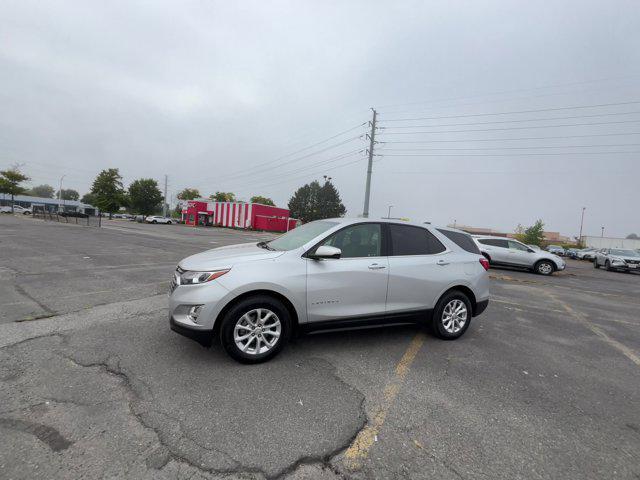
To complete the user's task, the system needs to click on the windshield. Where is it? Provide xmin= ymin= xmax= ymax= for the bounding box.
xmin=610 ymin=249 xmax=640 ymax=257
xmin=266 ymin=220 xmax=338 ymax=251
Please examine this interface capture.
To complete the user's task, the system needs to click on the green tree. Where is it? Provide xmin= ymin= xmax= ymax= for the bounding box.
xmin=90 ymin=168 xmax=126 ymax=216
xmin=81 ymin=192 xmax=97 ymax=205
xmin=128 ymin=178 xmax=163 ymax=216
xmin=288 ymin=179 xmax=345 ymax=222
xmin=28 ymin=184 xmax=55 ymax=198
xmin=210 ymin=191 xmax=236 ymax=202
xmin=521 ymin=219 xmax=545 ymax=246
xmin=57 ymin=188 xmax=79 ymax=201
xmin=177 ymin=188 xmax=201 ymax=200
xmin=250 ymin=195 xmax=275 ymax=206
xmin=626 ymin=233 xmax=639 ymax=239
xmin=0 ymin=165 xmax=30 ymax=213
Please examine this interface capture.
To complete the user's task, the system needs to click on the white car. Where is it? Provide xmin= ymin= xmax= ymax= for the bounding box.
xmin=474 ymin=235 xmax=565 ymax=275
xmin=0 ymin=205 xmax=32 ymax=215
xmin=169 ymin=218 xmax=490 ymax=363
xmin=145 ymin=215 xmax=173 ymax=224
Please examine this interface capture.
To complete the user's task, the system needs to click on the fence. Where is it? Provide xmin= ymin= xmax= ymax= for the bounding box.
xmin=32 ymin=209 xmax=102 ymax=227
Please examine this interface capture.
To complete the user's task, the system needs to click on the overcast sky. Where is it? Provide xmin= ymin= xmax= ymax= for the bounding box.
xmin=1 ymin=0 xmax=639 ymax=237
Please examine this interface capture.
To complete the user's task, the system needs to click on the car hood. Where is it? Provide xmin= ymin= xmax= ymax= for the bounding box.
xmin=611 ymin=255 xmax=640 ymax=262
xmin=178 ymin=242 xmax=285 ymax=270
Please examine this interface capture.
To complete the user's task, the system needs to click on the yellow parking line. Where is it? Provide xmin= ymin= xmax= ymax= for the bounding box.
xmin=546 ymin=291 xmax=640 ymax=367
xmin=344 ymin=332 xmax=426 ymax=470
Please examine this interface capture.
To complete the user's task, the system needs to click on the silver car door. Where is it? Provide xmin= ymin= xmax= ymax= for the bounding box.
xmin=306 ymin=223 xmax=389 ymax=323
xmin=386 ymin=224 xmax=454 ymax=314
xmin=507 ymin=240 xmax=535 ymax=266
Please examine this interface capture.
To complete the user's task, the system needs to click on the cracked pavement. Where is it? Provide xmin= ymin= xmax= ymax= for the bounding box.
xmin=1 ymin=215 xmax=639 ymax=479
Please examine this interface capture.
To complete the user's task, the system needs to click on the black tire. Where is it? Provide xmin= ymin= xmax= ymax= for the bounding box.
xmin=605 ymin=260 xmax=613 ymax=271
xmin=167 ymin=221 xmax=172 ymax=224
xmin=430 ymin=290 xmax=472 ymax=340
xmin=220 ymin=295 xmax=291 ymax=364
xmin=152 ymin=220 xmax=157 ymax=224
xmin=534 ymin=260 xmax=554 ymax=275
xmin=594 ymin=259 xmax=599 ymax=268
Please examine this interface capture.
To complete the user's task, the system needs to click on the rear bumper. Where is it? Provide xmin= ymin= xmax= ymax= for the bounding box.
xmin=474 ymin=299 xmax=489 ymax=317
xmin=170 ymin=316 xmax=213 ymax=347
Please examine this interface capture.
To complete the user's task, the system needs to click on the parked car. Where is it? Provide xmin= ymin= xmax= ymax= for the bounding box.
xmin=474 ymin=235 xmax=565 ymax=275
xmin=547 ymin=245 xmax=565 ymax=256
xmin=169 ymin=219 xmax=490 ymax=363
xmin=0 ymin=205 xmax=32 ymax=215
xmin=576 ymin=248 xmax=597 ymax=260
xmin=146 ymin=215 xmax=173 ymax=224
xmin=593 ymin=248 xmax=640 ymax=272
xmin=566 ymin=248 xmax=579 ymax=259
xmin=58 ymin=211 xmax=88 ymax=218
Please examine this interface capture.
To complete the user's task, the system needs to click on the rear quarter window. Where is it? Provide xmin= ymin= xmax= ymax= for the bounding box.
xmin=437 ymin=229 xmax=480 ymax=254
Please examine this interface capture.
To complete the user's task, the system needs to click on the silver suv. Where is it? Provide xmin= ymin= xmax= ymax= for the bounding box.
xmin=594 ymin=248 xmax=640 ymax=272
xmin=474 ymin=235 xmax=565 ymax=275
xmin=169 ymin=219 xmax=490 ymax=363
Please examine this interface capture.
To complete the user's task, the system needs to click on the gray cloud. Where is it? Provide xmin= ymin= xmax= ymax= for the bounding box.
xmin=1 ymin=0 xmax=639 ymax=237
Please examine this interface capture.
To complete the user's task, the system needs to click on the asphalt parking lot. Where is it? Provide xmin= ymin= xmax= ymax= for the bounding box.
xmin=1 ymin=215 xmax=639 ymax=480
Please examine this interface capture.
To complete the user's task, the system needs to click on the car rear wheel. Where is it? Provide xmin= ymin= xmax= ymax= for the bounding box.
xmin=535 ymin=260 xmax=554 ymax=275
xmin=594 ymin=259 xmax=599 ymax=268
xmin=167 ymin=221 xmax=172 ymax=224
xmin=220 ymin=295 xmax=291 ymax=363
xmin=152 ymin=220 xmax=157 ymax=224
xmin=430 ymin=290 xmax=472 ymax=340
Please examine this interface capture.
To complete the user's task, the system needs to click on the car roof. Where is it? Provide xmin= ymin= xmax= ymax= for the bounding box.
xmin=320 ymin=217 xmax=469 ymax=234
xmin=471 ymin=234 xmax=512 ymax=241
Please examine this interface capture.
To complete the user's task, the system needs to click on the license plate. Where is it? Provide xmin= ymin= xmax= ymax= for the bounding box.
xmin=629 ymin=264 xmax=637 ymax=269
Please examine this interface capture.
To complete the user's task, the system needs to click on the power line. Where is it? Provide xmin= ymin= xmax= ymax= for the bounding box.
xmin=378 ymin=151 xmax=640 ymax=157
xmin=379 ymin=143 xmax=640 ymax=152
xmin=379 ymin=132 xmax=640 ymax=144
xmin=379 ymin=101 xmax=640 ymax=122
xmin=378 ymin=111 xmax=640 ymax=129
xmin=377 ymin=119 xmax=640 ymax=135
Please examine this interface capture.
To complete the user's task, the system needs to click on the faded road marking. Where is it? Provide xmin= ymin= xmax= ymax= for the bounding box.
xmin=344 ymin=332 xmax=426 ymax=469
xmin=546 ymin=291 xmax=640 ymax=367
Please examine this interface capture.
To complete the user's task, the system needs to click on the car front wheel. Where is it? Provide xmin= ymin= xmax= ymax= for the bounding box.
xmin=220 ymin=295 xmax=291 ymax=363
xmin=430 ymin=290 xmax=472 ymax=340
xmin=594 ymin=259 xmax=599 ymax=268
xmin=535 ymin=260 xmax=555 ymax=275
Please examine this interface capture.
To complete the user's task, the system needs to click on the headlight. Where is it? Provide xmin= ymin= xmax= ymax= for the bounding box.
xmin=178 ymin=269 xmax=230 ymax=285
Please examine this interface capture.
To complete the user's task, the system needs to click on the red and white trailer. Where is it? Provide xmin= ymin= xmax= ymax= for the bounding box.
xmin=181 ymin=200 xmax=297 ymax=232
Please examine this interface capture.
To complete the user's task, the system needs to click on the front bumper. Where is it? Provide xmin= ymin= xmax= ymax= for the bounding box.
xmin=170 ymin=316 xmax=213 ymax=347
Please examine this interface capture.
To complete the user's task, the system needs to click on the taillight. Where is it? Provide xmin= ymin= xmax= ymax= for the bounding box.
xmin=479 ymin=257 xmax=490 ymax=271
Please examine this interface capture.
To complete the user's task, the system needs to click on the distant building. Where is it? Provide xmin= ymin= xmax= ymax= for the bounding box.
xmin=0 ymin=193 xmax=98 ymax=215
xmin=581 ymin=236 xmax=640 ymax=250
xmin=450 ymin=224 xmax=572 ymax=243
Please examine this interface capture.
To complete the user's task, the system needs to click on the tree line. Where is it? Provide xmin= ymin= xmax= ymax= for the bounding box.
xmin=1 ymin=164 xmax=347 ymax=222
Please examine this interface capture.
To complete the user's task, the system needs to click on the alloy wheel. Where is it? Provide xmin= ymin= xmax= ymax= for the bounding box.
xmin=233 ymin=308 xmax=281 ymax=355
xmin=442 ymin=299 xmax=468 ymax=334
xmin=538 ymin=262 xmax=553 ymax=275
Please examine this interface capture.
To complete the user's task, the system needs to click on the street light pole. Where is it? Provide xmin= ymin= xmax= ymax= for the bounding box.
xmin=601 ymin=226 xmax=605 ymax=238
xmin=387 ymin=205 xmax=393 ymax=219
xmin=58 ymin=175 xmax=66 ymax=213
xmin=578 ymin=207 xmax=586 ymax=246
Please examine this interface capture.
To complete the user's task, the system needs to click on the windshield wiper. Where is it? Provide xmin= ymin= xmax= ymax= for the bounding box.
xmin=257 ymin=241 xmax=276 ymax=251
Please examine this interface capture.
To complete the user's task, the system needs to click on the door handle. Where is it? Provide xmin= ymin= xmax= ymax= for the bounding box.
xmin=436 ymin=259 xmax=450 ymax=266
xmin=368 ymin=263 xmax=386 ymax=270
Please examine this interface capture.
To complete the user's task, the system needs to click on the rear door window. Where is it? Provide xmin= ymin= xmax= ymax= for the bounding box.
xmin=478 ymin=238 xmax=509 ymax=248
xmin=389 ymin=224 xmax=446 ymax=255
xmin=437 ymin=229 xmax=480 ymax=254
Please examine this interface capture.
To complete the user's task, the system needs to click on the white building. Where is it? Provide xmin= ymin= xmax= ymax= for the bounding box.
xmin=0 ymin=193 xmax=98 ymax=215
xmin=581 ymin=236 xmax=640 ymax=250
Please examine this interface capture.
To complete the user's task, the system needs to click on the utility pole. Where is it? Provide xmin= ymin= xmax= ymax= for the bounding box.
xmin=601 ymin=226 xmax=604 ymax=238
xmin=387 ymin=205 xmax=393 ymax=219
xmin=58 ymin=175 xmax=65 ymax=213
xmin=163 ymin=175 xmax=168 ymax=217
xmin=578 ymin=207 xmax=586 ymax=245
xmin=362 ymin=108 xmax=377 ymax=218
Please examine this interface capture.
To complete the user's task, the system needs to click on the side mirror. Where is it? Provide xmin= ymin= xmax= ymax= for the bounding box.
xmin=527 ymin=248 xmax=535 ymax=253
xmin=311 ymin=245 xmax=341 ymax=259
